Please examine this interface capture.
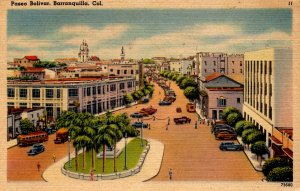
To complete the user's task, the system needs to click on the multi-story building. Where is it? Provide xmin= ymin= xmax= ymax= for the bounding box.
xmin=13 ymin=56 xmax=40 ymax=67
xmin=195 ymin=52 xmax=244 ymax=78
xmin=198 ymin=73 xmax=244 ymax=120
xmin=7 ymin=77 xmax=136 ymax=120
xmin=169 ymin=59 xmax=181 ymax=73
xmin=180 ymin=59 xmax=194 ymax=76
xmin=243 ymin=48 xmax=292 ymax=155
xmin=108 ymin=63 xmax=141 ymax=87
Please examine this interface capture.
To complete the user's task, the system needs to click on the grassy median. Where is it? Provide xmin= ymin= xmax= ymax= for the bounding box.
xmin=64 ymin=138 xmax=148 ymax=174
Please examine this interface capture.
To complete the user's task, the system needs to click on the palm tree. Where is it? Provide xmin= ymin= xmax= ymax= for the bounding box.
xmin=95 ymin=112 xmax=116 ymax=173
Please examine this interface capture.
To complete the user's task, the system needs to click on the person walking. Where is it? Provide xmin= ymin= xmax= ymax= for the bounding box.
xmin=52 ymin=153 xmax=56 ymax=163
xmin=168 ymin=168 xmax=173 ymax=180
xmin=194 ymin=121 xmax=198 ymax=129
xmin=90 ymin=169 xmax=94 ymax=181
xmin=37 ymin=162 xmax=41 ymax=172
xmin=148 ymin=124 xmax=151 ymax=130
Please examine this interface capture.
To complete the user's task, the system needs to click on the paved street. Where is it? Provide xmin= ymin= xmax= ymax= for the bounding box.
xmin=7 ymin=134 xmax=73 ymax=181
xmin=7 ymin=79 xmax=263 ymax=181
xmin=114 ymin=80 xmax=263 ymax=181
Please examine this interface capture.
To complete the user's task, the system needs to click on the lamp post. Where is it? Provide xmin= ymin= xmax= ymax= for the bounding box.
xmin=68 ymin=135 xmax=71 ymax=168
xmin=140 ymin=118 xmax=144 ymax=147
xmin=124 ymin=132 xmax=128 ymax=170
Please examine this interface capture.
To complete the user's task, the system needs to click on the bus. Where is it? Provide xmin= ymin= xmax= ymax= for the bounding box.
xmin=54 ymin=128 xmax=68 ymax=144
xmin=17 ymin=131 xmax=48 ymax=147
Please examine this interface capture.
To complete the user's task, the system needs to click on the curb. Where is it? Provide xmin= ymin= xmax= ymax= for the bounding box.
xmin=142 ymin=141 xmax=165 ymax=182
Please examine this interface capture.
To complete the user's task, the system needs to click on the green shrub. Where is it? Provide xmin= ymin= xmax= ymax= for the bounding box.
xmin=250 ymin=141 xmax=269 ymax=164
xmin=267 ymin=167 xmax=293 ymax=182
xmin=248 ymin=131 xmax=265 ymax=144
xmin=222 ymin=106 xmax=241 ymax=120
xmin=180 ymin=78 xmax=197 ymax=89
xmin=241 ymin=129 xmax=258 ymax=146
xmin=183 ymin=86 xmax=199 ymax=100
xmin=226 ymin=112 xmax=242 ymax=126
xmin=176 ymin=75 xmax=186 ymax=84
xmin=262 ymin=158 xmax=291 ymax=177
xmin=235 ymin=120 xmax=246 ymax=136
xmin=123 ymin=94 xmax=134 ymax=105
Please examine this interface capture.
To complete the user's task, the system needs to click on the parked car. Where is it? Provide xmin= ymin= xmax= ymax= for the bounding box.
xmin=173 ymin=116 xmax=191 ymax=124
xmin=27 ymin=143 xmax=45 ymax=156
xmin=142 ymin=98 xmax=149 ymax=103
xmin=130 ymin=112 xmax=143 ymax=118
xmin=159 ymin=100 xmax=172 ymax=105
xmin=215 ymin=131 xmax=237 ymax=140
xmin=219 ymin=142 xmax=244 ymax=151
xmin=213 ymin=124 xmax=234 ymax=133
xmin=214 ymin=128 xmax=236 ymax=136
xmin=164 ymin=96 xmax=176 ymax=102
xmin=139 ymin=111 xmax=149 ymax=117
xmin=132 ymin=122 xmax=148 ymax=128
xmin=140 ymin=107 xmax=157 ymax=115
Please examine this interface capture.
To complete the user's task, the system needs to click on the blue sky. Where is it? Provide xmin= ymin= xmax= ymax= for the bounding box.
xmin=8 ymin=9 xmax=291 ymax=61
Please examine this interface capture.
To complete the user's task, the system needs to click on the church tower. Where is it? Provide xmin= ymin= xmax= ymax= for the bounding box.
xmin=120 ymin=46 xmax=125 ymax=61
xmin=78 ymin=40 xmax=89 ymax=62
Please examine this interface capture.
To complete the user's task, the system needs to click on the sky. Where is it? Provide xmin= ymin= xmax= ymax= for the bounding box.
xmin=7 ymin=9 xmax=292 ymax=61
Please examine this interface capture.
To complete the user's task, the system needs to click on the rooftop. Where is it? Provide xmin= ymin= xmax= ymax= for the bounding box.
xmin=25 ymin=56 xmax=39 ymax=61
xmin=8 ymin=107 xmax=44 ymax=115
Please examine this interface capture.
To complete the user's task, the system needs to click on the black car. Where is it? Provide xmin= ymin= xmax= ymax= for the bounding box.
xmin=213 ymin=124 xmax=234 ymax=133
xmin=159 ymin=101 xmax=172 ymax=105
xmin=132 ymin=122 xmax=148 ymax=128
xmin=219 ymin=142 xmax=243 ymax=151
xmin=27 ymin=143 xmax=45 ymax=156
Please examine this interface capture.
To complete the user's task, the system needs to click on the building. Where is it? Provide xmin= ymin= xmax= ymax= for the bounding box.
xmin=198 ymin=73 xmax=244 ymax=120
xmin=180 ymin=59 xmax=194 ymax=76
xmin=195 ymin=52 xmax=244 ymax=78
xmin=169 ymin=59 xmax=181 ymax=72
xmin=7 ymin=107 xmax=45 ymax=140
xmin=243 ymin=47 xmax=292 ymax=153
xmin=78 ymin=40 xmax=89 ymax=62
xmin=7 ymin=76 xmax=136 ymax=120
xmin=108 ymin=63 xmax=140 ymax=87
xmin=20 ymin=67 xmax=57 ymax=80
xmin=13 ymin=56 xmax=40 ymax=67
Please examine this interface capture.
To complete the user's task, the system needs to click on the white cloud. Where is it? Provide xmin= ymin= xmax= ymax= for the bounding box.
xmin=59 ymin=24 xmax=129 ymax=46
xmin=8 ymin=35 xmax=53 ymax=49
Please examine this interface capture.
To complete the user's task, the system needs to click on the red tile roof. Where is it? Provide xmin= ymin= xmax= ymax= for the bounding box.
xmin=22 ymin=67 xmax=45 ymax=73
xmin=205 ymin=72 xmax=223 ymax=82
xmin=25 ymin=56 xmax=39 ymax=61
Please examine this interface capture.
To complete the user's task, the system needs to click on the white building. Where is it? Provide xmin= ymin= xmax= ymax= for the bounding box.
xmin=243 ymin=47 xmax=292 ymax=148
xmin=170 ymin=59 xmax=181 ymax=72
xmin=180 ymin=59 xmax=194 ymax=76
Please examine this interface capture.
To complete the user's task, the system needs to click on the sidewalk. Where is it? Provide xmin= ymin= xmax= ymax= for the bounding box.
xmin=237 ymin=137 xmax=268 ymax=172
xmin=7 ymin=139 xmax=17 ymax=149
xmin=42 ymin=138 xmax=164 ymax=183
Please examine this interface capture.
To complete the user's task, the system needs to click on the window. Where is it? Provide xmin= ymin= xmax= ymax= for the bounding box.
xmin=110 ymin=84 xmax=116 ymax=91
xmin=128 ymin=82 xmax=133 ymax=88
xmin=32 ymin=89 xmax=40 ymax=98
xmin=57 ymin=108 xmax=61 ymax=117
xmin=32 ymin=103 xmax=40 ymax=108
xmin=219 ymin=110 xmax=223 ymax=119
xmin=217 ymin=97 xmax=226 ymax=107
xmin=117 ymin=70 xmax=120 ymax=75
xmin=46 ymin=89 xmax=53 ymax=98
xmin=213 ymin=69 xmax=216 ymax=72
xmin=204 ymin=61 xmax=207 ymax=66
xmin=92 ymin=87 xmax=96 ymax=95
xmin=232 ymin=69 xmax=235 ymax=73
xmin=8 ymin=102 xmax=14 ymax=106
xmin=8 ymin=88 xmax=15 ymax=97
xmin=103 ymin=86 xmax=105 ymax=94
xmin=83 ymin=88 xmax=86 ymax=96
xmin=214 ymin=61 xmax=216 ymax=66
xmin=37 ymin=113 xmax=39 ymax=118
xmin=19 ymin=89 xmax=27 ymax=98
xmin=204 ymin=69 xmax=207 ymax=73
xmin=20 ymin=102 xmax=27 ymax=108
xmin=110 ymin=69 xmax=113 ymax=72
xmin=240 ymin=61 xmax=242 ymax=66
xmin=97 ymin=86 xmax=101 ymax=94
xmin=269 ymin=84 xmax=272 ymax=96
xmin=269 ymin=61 xmax=272 ymax=75
xmin=240 ymin=69 xmax=242 ymax=73
xmin=232 ymin=61 xmax=234 ymax=65
xmin=136 ymin=70 xmax=139 ymax=74
xmin=264 ymin=61 xmax=267 ymax=74
xmin=237 ymin=98 xmax=241 ymax=104
xmin=120 ymin=83 xmax=125 ymax=90
xmin=124 ymin=70 xmax=127 ymax=74
xmin=87 ymin=87 xmax=91 ymax=96
xmin=68 ymin=89 xmax=78 ymax=97
xmin=57 ymin=89 xmax=61 ymax=98
xmin=269 ymin=106 xmax=272 ymax=120
xmin=131 ymin=70 xmax=134 ymax=74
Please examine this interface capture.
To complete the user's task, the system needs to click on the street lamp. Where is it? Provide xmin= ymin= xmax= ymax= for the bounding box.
xmin=68 ymin=135 xmax=71 ymax=168
xmin=138 ymin=118 xmax=144 ymax=147
xmin=124 ymin=132 xmax=128 ymax=170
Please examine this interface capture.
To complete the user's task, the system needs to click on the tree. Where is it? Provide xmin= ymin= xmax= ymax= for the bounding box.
xmin=226 ymin=112 xmax=242 ymax=126
xmin=20 ymin=119 xmax=35 ymax=134
xmin=250 ymin=141 xmax=269 ymax=165
xmin=235 ymin=120 xmax=246 ymax=136
xmin=248 ymin=131 xmax=265 ymax=145
xmin=167 ymin=73 xmax=174 ymax=79
xmin=241 ymin=129 xmax=257 ymax=148
xmin=222 ymin=106 xmax=241 ymax=120
xmin=183 ymin=86 xmax=199 ymax=100
xmin=142 ymin=58 xmax=155 ymax=65
xmin=180 ymin=78 xmax=197 ymax=89
xmin=123 ymin=94 xmax=134 ymax=105
xmin=267 ymin=167 xmax=293 ymax=182
xmin=176 ymin=75 xmax=186 ymax=85
xmin=95 ymin=112 xmax=116 ymax=173
xmin=171 ymin=74 xmax=178 ymax=81
xmin=137 ymin=90 xmax=144 ymax=98
xmin=262 ymin=158 xmax=291 ymax=177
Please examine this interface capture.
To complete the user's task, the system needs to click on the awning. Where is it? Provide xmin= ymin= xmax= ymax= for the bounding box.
xmin=270 ymin=136 xmax=283 ymax=146
xmin=282 ymin=148 xmax=293 ymax=159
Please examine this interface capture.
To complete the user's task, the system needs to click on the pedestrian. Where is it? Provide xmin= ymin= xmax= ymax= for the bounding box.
xmin=90 ymin=169 xmax=94 ymax=181
xmin=148 ymin=124 xmax=151 ymax=130
xmin=52 ymin=153 xmax=56 ymax=162
xmin=37 ymin=162 xmax=41 ymax=172
xmin=166 ymin=124 xmax=168 ymax=130
xmin=195 ymin=121 xmax=198 ymax=129
xmin=168 ymin=168 xmax=173 ymax=180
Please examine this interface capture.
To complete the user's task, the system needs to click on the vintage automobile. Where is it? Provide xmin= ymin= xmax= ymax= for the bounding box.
xmin=140 ymin=107 xmax=157 ymax=115
xmin=186 ymin=103 xmax=196 ymax=112
xmin=163 ymin=96 xmax=176 ymax=102
xmin=130 ymin=112 xmax=143 ymax=118
xmin=173 ymin=116 xmax=191 ymax=124
xmin=176 ymin=107 xmax=182 ymax=113
xmin=139 ymin=111 xmax=149 ymax=117
xmin=131 ymin=122 xmax=148 ymax=128
xmin=215 ymin=131 xmax=237 ymax=140
xmin=159 ymin=100 xmax=172 ymax=106
xmin=27 ymin=143 xmax=45 ymax=156
xmin=54 ymin=128 xmax=68 ymax=144
xmin=212 ymin=124 xmax=235 ymax=133
xmin=219 ymin=142 xmax=244 ymax=151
